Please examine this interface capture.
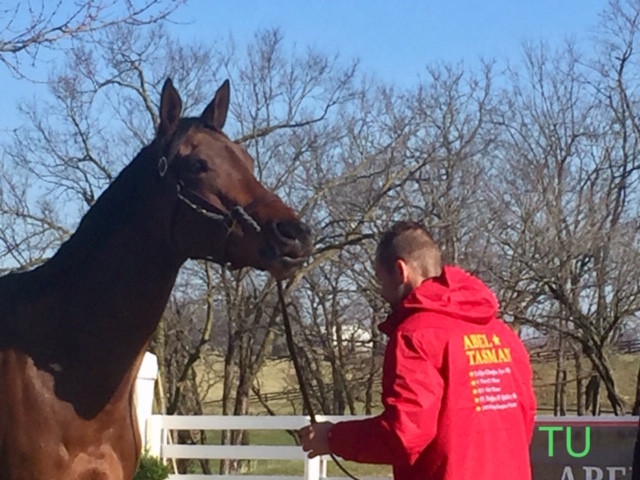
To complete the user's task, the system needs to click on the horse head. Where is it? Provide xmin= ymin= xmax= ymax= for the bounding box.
xmin=154 ymin=78 xmax=313 ymax=279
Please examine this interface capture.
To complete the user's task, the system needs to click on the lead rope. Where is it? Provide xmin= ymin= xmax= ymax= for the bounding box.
xmin=276 ymin=280 xmax=360 ymax=480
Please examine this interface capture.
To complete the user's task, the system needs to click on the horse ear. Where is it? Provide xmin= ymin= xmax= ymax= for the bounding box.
xmin=200 ymin=79 xmax=230 ymax=131
xmin=158 ymin=77 xmax=183 ymax=138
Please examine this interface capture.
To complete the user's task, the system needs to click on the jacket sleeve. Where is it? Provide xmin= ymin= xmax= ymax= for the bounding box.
xmin=327 ymin=332 xmax=444 ymax=465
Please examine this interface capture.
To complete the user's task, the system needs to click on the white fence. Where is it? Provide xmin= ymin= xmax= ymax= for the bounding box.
xmin=144 ymin=414 xmax=387 ymax=480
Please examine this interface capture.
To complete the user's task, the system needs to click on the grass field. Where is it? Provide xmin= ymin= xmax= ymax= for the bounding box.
xmin=531 ymin=352 xmax=638 ymax=413
xmin=172 ymin=351 xmax=639 ymax=476
xmin=195 ymin=351 xmax=639 ymax=415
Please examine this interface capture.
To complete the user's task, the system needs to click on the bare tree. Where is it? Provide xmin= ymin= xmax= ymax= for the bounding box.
xmin=152 ymin=269 xmax=220 ymax=475
xmin=484 ymin=36 xmax=640 ymax=415
xmin=0 ymin=22 xmax=231 ymax=272
xmin=0 ymin=0 xmax=185 ymax=78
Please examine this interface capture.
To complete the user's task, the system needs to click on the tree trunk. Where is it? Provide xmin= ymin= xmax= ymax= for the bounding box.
xmin=364 ymin=370 xmax=374 ymax=415
xmin=364 ymin=317 xmax=381 ymax=415
xmin=230 ymin=384 xmax=251 ymax=473
xmin=219 ymin=331 xmax=237 ymax=475
xmin=603 ymin=372 xmax=625 ymax=415
xmin=332 ymin=324 xmax=346 ymax=415
xmin=228 ymin=307 xmax=278 ymax=473
xmin=633 ymin=362 xmax=640 ymax=416
xmin=331 ymin=360 xmax=346 ymax=415
xmin=151 ymin=318 xmax=167 ymax=413
xmin=299 ymin=345 xmax=329 ymax=413
xmin=583 ymin=343 xmax=626 ymax=415
xmin=190 ymin=368 xmax=213 ymax=475
xmin=574 ymin=351 xmax=584 ymax=416
xmin=585 ymin=373 xmax=600 ymax=416
xmin=176 ymin=430 xmax=191 ymax=474
xmin=554 ymin=333 xmax=566 ymax=416
xmin=560 ymin=370 xmax=567 ymax=415
xmin=590 ymin=242 xmax=626 ymax=415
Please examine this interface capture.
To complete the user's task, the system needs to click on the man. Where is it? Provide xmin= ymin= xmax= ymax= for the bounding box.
xmin=298 ymin=220 xmax=537 ymax=480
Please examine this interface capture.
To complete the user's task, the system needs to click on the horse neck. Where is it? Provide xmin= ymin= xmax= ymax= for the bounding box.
xmin=37 ymin=144 xmax=184 ymax=382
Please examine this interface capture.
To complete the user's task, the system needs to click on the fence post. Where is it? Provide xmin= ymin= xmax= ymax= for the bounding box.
xmin=145 ymin=414 xmax=164 ymax=458
xmin=302 ymin=415 xmax=321 ymax=480
xmin=305 ymin=455 xmax=321 ymax=480
xmin=320 ymin=456 xmax=328 ymax=478
xmin=134 ymin=351 xmax=158 ymax=440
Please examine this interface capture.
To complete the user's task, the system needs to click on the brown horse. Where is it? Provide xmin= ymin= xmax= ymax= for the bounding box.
xmin=0 ymin=78 xmax=313 ymax=480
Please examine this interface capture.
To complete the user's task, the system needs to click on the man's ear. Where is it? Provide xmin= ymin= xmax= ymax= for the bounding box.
xmin=396 ymin=258 xmax=411 ymax=284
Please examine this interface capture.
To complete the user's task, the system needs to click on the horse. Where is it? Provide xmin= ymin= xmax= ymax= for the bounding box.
xmin=0 ymin=78 xmax=314 ymax=480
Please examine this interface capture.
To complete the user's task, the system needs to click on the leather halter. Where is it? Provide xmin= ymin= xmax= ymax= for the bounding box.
xmin=157 ymin=153 xmax=262 ymax=264
xmin=158 ymin=154 xmax=261 ymax=233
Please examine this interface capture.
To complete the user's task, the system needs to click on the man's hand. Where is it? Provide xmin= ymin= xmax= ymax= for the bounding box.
xmin=298 ymin=421 xmax=334 ymax=458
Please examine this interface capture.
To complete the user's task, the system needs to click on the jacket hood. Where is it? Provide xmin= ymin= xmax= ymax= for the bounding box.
xmin=379 ymin=265 xmax=499 ymax=335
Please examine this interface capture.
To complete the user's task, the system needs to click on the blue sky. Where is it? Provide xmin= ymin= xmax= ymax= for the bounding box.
xmin=0 ymin=0 xmax=609 ymax=132
xmin=169 ymin=0 xmax=608 ymax=86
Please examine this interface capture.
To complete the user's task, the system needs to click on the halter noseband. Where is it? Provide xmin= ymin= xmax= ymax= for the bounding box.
xmin=176 ymin=180 xmax=262 ymax=233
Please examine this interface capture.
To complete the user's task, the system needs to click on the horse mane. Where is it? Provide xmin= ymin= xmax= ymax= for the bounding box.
xmin=50 ymin=145 xmax=158 ymax=265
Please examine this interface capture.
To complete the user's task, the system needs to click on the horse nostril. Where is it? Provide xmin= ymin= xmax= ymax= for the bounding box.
xmin=274 ymin=220 xmax=311 ymax=243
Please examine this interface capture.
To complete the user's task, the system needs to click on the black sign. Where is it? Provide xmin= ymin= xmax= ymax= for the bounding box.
xmin=532 ymin=417 xmax=638 ymax=480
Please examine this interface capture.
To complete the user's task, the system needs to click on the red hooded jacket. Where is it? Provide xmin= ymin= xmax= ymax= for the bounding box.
xmin=327 ymin=265 xmax=536 ymax=480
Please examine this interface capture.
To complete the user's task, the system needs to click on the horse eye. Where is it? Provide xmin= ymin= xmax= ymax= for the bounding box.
xmin=185 ymin=158 xmax=208 ymax=174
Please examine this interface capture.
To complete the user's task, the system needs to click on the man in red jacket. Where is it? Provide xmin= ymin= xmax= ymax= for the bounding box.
xmin=298 ymin=220 xmax=537 ymax=480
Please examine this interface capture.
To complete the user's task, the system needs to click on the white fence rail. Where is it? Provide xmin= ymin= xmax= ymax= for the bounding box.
xmin=145 ymin=414 xmax=387 ymax=480
xmin=144 ymin=414 xmax=640 ymax=480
